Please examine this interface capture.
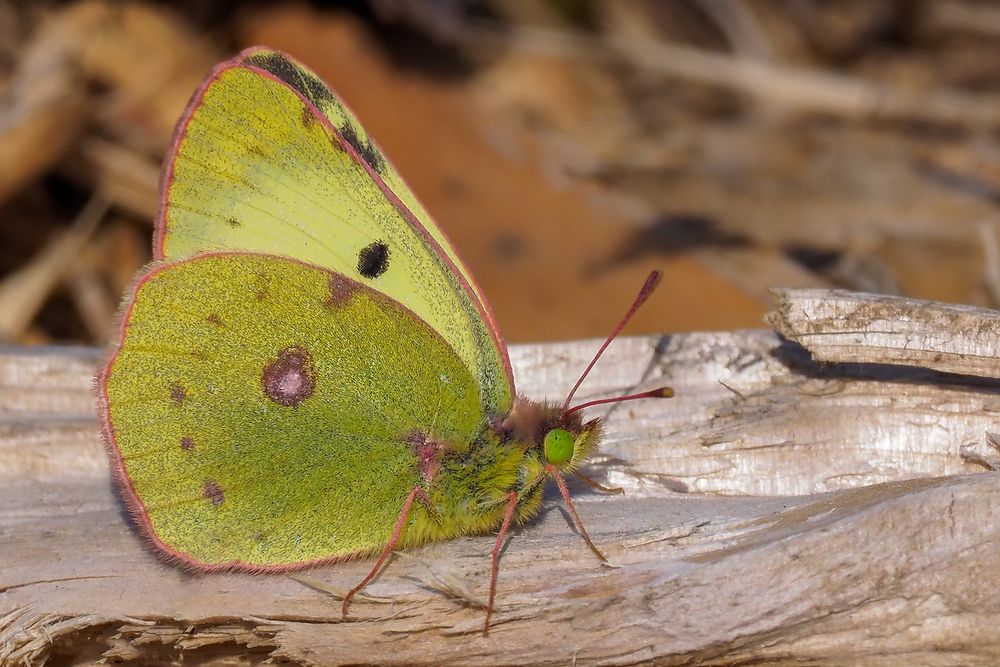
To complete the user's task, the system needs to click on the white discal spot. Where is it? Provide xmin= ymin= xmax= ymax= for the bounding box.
xmin=262 ymin=346 xmax=316 ymax=407
xmin=278 ymin=369 xmax=306 ymax=395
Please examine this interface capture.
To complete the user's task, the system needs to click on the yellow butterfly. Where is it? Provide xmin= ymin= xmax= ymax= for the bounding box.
xmin=98 ymin=47 xmax=670 ymax=632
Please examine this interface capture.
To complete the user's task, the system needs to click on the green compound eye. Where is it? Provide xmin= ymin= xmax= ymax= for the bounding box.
xmin=543 ymin=428 xmax=575 ymax=465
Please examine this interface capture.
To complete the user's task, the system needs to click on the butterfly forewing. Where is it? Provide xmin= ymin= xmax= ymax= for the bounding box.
xmin=156 ymin=48 xmax=512 ymax=420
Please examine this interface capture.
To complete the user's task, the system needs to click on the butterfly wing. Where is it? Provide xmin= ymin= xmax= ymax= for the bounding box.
xmin=155 ymin=47 xmax=512 ymax=419
xmin=99 ymin=254 xmax=484 ymax=568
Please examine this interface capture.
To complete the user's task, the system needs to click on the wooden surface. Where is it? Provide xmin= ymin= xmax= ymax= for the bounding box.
xmin=3 ymin=292 xmax=1000 ymax=664
xmin=768 ymin=287 xmax=1000 ymax=378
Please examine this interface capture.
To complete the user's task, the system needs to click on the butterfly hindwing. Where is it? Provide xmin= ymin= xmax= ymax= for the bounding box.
xmin=100 ymin=253 xmax=484 ymax=567
xmin=156 ymin=47 xmax=512 ymax=419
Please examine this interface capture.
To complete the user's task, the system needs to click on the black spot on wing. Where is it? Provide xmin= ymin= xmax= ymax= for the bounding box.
xmin=339 ymin=123 xmax=387 ymax=174
xmin=358 ymin=241 xmax=390 ymax=279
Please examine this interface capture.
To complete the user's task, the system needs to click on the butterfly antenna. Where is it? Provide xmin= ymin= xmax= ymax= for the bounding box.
xmin=563 ymin=385 xmax=674 ymax=418
xmin=561 ymin=271 xmax=671 ymax=416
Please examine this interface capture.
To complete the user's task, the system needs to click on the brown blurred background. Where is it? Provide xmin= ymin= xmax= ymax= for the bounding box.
xmin=0 ymin=0 xmax=998 ymax=347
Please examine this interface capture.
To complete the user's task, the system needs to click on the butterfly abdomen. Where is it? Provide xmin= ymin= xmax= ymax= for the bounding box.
xmin=400 ymin=430 xmax=547 ymax=547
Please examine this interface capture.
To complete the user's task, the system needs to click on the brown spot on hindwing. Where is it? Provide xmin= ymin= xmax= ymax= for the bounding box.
xmin=180 ymin=436 xmax=195 ymax=451
xmin=262 ymin=346 xmax=316 ymax=407
xmin=326 ymin=274 xmax=360 ymax=309
xmin=206 ymin=313 xmax=224 ymax=327
xmin=226 ymin=217 xmax=241 ymax=228
xmin=357 ymin=241 xmax=390 ymax=279
xmin=202 ymin=480 xmax=224 ymax=506
xmin=169 ymin=382 xmax=187 ymax=406
xmin=253 ymin=272 xmax=271 ymax=301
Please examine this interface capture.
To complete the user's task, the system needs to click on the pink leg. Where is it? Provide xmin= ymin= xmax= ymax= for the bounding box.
xmin=483 ymin=490 xmax=518 ymax=636
xmin=342 ymin=485 xmax=429 ymax=618
xmin=550 ymin=466 xmax=608 ymax=563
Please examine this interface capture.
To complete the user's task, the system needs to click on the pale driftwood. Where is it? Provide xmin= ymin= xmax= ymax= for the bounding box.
xmin=3 ymin=304 xmax=1000 ymax=664
xmin=767 ymin=287 xmax=1000 ymax=378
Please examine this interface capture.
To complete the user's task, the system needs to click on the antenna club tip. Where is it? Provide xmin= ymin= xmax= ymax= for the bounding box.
xmin=657 ymin=386 xmax=675 ymax=398
xmin=641 ymin=270 xmax=663 ymax=295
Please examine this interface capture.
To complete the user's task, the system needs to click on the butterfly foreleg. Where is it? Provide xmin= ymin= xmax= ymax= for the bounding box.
xmin=341 ymin=485 xmax=434 ymax=619
xmin=574 ymin=470 xmax=625 ymax=495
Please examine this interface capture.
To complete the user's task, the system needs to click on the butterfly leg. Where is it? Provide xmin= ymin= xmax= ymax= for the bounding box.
xmin=573 ymin=470 xmax=625 ymax=496
xmin=342 ymin=485 xmax=432 ymax=619
xmin=549 ymin=465 xmax=607 ymax=563
xmin=574 ymin=470 xmax=625 ymax=495
xmin=484 ymin=490 xmax=518 ymax=635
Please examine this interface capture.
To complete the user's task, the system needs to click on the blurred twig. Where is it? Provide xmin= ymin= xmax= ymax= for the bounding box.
xmin=928 ymin=0 xmax=1000 ymax=37
xmin=0 ymin=22 xmax=87 ymax=205
xmin=0 ymin=195 xmax=108 ymax=342
xmin=471 ymin=22 xmax=1000 ymax=129
xmin=694 ymin=0 xmax=773 ymax=60
xmin=980 ymin=220 xmax=1000 ymax=308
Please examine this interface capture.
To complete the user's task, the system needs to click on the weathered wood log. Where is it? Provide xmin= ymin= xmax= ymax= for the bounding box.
xmin=3 ymin=291 xmax=1000 ymax=664
xmin=767 ymin=287 xmax=1000 ymax=378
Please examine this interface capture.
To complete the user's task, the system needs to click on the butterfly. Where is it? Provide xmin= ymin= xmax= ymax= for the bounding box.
xmin=96 ymin=46 xmax=671 ymax=633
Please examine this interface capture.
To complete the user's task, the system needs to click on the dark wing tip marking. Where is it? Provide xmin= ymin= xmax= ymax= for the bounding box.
xmin=338 ymin=122 xmax=387 ymax=174
xmin=244 ymin=50 xmax=335 ymax=107
xmin=242 ymin=50 xmax=387 ymax=175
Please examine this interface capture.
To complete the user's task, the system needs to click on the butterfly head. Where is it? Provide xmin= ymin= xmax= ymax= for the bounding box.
xmin=541 ymin=415 xmax=602 ymax=473
xmin=493 ymin=398 xmax=601 ymax=472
